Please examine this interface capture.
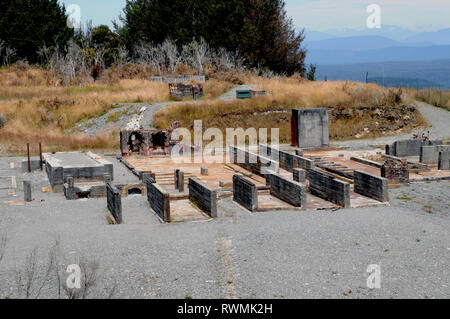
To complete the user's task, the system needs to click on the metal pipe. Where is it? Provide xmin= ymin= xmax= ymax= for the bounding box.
xmin=39 ymin=142 xmax=43 ymax=170
xmin=27 ymin=143 xmax=31 ymax=173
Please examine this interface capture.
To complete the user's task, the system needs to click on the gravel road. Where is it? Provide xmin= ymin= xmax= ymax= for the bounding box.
xmin=332 ymin=101 xmax=450 ymax=149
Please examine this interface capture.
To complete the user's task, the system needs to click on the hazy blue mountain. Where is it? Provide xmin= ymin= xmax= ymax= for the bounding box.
xmin=316 ymin=59 xmax=450 ymax=88
xmin=304 ymin=36 xmax=432 ymax=51
xmin=306 ymin=45 xmax=450 ymax=65
xmin=315 ymin=25 xmax=419 ymax=41
xmin=405 ymin=28 xmax=450 ymax=45
xmin=303 ymin=29 xmax=334 ymax=41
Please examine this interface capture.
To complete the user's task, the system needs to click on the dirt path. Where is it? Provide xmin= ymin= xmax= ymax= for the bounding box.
xmin=332 ymin=101 xmax=450 ymax=149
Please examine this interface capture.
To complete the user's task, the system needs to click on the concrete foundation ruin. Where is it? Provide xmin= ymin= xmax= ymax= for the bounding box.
xmin=291 ymin=108 xmax=330 ymax=149
xmin=169 ymin=83 xmax=204 ymax=100
xmin=120 ymin=122 xmax=180 ymax=156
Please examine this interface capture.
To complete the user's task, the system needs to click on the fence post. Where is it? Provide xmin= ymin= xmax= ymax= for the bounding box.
xmin=27 ymin=143 xmax=31 ymax=173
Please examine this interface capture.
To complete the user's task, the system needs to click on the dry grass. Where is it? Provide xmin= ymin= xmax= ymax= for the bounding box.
xmin=154 ymin=77 xmax=427 ymax=143
xmin=405 ymin=87 xmax=450 ymax=111
xmin=0 ymin=66 xmax=169 ymax=152
xmin=0 ymin=65 xmax=428 ymax=153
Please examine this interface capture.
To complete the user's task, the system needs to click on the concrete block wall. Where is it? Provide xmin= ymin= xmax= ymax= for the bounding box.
xmin=229 ymin=146 xmax=279 ymax=176
xmin=259 ymin=144 xmax=314 ymax=173
xmin=293 ymin=108 xmax=330 ymax=148
xmin=438 ymin=151 xmax=450 ymax=170
xmin=387 ymin=139 xmax=443 ymax=157
xmin=233 ymin=175 xmax=258 ymax=212
xmin=353 ymin=170 xmax=389 ymax=203
xmin=293 ymin=168 xmax=306 ymax=183
xmin=147 ymin=182 xmax=170 ymax=222
xmin=266 ymin=173 xmax=306 ymax=208
xmin=188 ymin=178 xmax=218 ymax=218
xmin=107 ymin=182 xmax=122 ymax=224
xmin=309 ymin=169 xmax=350 ymax=208
xmin=420 ymin=145 xmax=450 ymax=164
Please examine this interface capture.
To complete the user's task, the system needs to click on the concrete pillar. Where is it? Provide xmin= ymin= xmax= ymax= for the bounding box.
xmin=201 ymin=167 xmax=209 ymax=175
xmin=23 ymin=181 xmax=32 ymax=202
xmin=178 ymin=171 xmax=185 ymax=192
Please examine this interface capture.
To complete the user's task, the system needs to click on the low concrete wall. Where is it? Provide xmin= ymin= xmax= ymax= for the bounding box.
xmin=354 ymin=170 xmax=389 ymax=203
xmin=259 ymin=144 xmax=314 ymax=173
xmin=23 ymin=181 xmax=32 ymax=202
xmin=147 ymin=182 xmax=170 ymax=222
xmin=229 ymin=146 xmax=279 ymax=176
xmin=309 ymin=169 xmax=350 ymax=208
xmin=151 ymin=75 xmax=206 ymax=83
xmin=387 ymin=139 xmax=443 ymax=157
xmin=293 ymin=168 xmax=306 ymax=183
xmin=107 ymin=182 xmax=122 ymax=224
xmin=438 ymin=151 xmax=450 ymax=170
xmin=420 ymin=145 xmax=450 ymax=164
xmin=188 ymin=178 xmax=218 ymax=218
xmin=233 ymin=175 xmax=258 ymax=212
xmin=266 ymin=173 xmax=306 ymax=208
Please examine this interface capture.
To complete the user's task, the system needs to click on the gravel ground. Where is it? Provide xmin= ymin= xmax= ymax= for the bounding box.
xmin=332 ymin=101 xmax=450 ymax=149
xmin=0 ymin=155 xmax=448 ymax=299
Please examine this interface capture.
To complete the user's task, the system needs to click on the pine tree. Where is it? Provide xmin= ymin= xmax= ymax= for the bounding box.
xmin=0 ymin=0 xmax=73 ymax=63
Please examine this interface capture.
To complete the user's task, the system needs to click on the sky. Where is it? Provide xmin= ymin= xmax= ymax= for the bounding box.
xmin=59 ymin=0 xmax=450 ymax=32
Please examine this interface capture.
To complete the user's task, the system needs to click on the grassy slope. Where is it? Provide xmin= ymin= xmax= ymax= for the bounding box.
xmin=154 ymin=77 xmax=427 ymax=143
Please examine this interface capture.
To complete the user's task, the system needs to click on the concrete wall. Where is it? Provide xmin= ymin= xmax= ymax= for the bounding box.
xmin=309 ymin=169 xmax=350 ymax=208
xmin=259 ymin=144 xmax=314 ymax=174
xmin=233 ymin=175 xmax=258 ymax=212
xmin=293 ymin=168 xmax=306 ymax=183
xmin=438 ymin=151 xmax=450 ymax=170
xmin=387 ymin=139 xmax=443 ymax=157
xmin=420 ymin=145 xmax=450 ymax=164
xmin=147 ymin=182 xmax=170 ymax=222
xmin=292 ymin=108 xmax=329 ymax=149
xmin=229 ymin=146 xmax=279 ymax=176
xmin=107 ymin=182 xmax=122 ymax=224
xmin=266 ymin=173 xmax=306 ymax=208
xmin=188 ymin=178 xmax=218 ymax=218
xmin=354 ymin=170 xmax=389 ymax=203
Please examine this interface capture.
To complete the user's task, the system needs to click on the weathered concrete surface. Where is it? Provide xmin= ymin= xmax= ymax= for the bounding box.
xmin=107 ymin=182 xmax=122 ymax=224
xmin=387 ymin=139 xmax=443 ymax=157
xmin=266 ymin=173 xmax=306 ymax=208
xmin=293 ymin=168 xmax=306 ymax=183
xmin=188 ymin=178 xmax=218 ymax=218
xmin=233 ymin=175 xmax=258 ymax=212
xmin=309 ymin=169 xmax=350 ymax=208
xmin=147 ymin=182 xmax=170 ymax=222
xmin=229 ymin=146 xmax=279 ymax=177
xmin=438 ymin=151 xmax=450 ymax=170
xmin=293 ymin=108 xmax=329 ymax=149
xmin=23 ymin=181 xmax=31 ymax=202
xmin=354 ymin=170 xmax=389 ymax=203
xmin=420 ymin=145 xmax=450 ymax=164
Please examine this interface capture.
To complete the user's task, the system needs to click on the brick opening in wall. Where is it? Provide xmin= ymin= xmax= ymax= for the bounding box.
xmin=129 ymin=132 xmax=145 ymax=153
xmin=151 ymin=131 xmax=168 ymax=148
xmin=76 ymin=191 xmax=90 ymax=199
xmin=128 ymin=187 xmax=142 ymax=195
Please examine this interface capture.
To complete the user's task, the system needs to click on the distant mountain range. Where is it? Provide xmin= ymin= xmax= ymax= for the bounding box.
xmin=304 ymin=26 xmax=450 ymax=44
xmin=315 ymin=59 xmax=450 ymax=88
xmin=300 ymin=26 xmax=450 ymax=88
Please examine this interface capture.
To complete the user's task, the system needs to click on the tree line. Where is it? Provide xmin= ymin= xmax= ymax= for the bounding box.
xmin=0 ymin=0 xmax=307 ymax=77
